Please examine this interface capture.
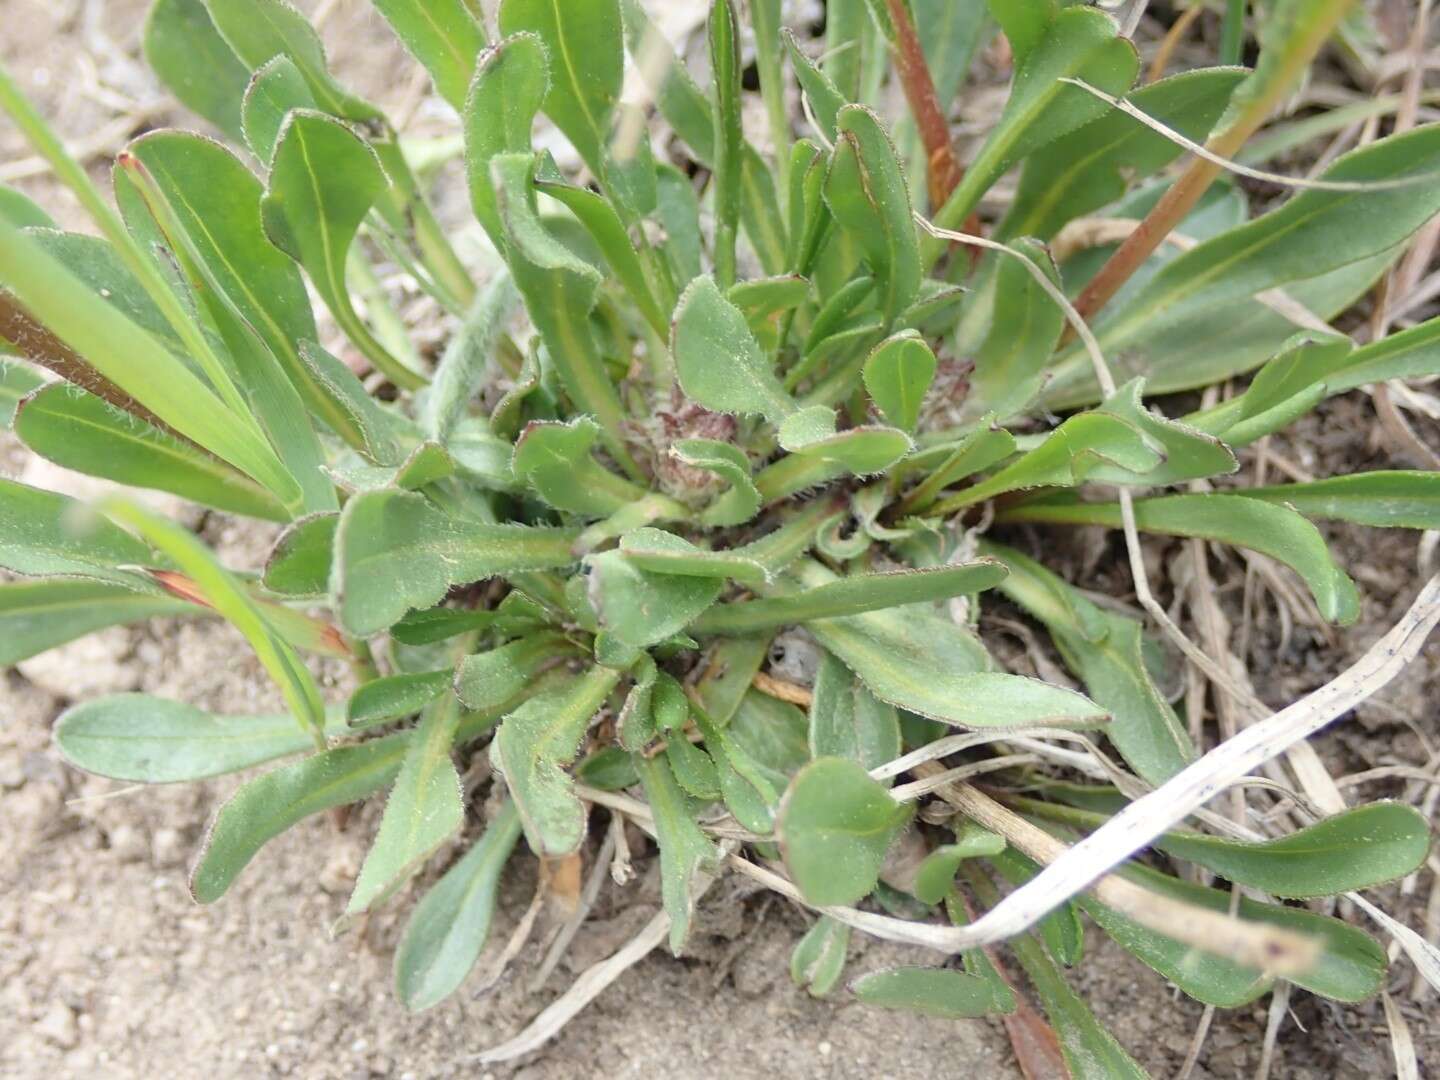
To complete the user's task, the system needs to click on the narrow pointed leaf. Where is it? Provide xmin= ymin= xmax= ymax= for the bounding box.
xmin=55 ymin=694 xmax=344 ymax=783
xmin=395 ymin=800 xmax=522 ymax=1011
xmin=1001 ymin=491 xmax=1360 ymax=624
xmin=498 ymin=0 xmax=621 ymax=175
xmin=0 ymin=477 xmax=160 ymax=585
xmin=373 ymin=0 xmax=487 ymax=111
xmin=144 ymin=0 xmax=251 ymax=140
xmin=637 ymin=752 xmax=720 ymax=953
xmin=791 ymin=916 xmax=851 ymax=997
xmin=693 ymin=562 xmax=1007 ymax=636
xmin=103 ymin=498 xmax=328 ymax=739
xmin=348 ymin=670 xmax=452 ymax=729
xmin=1234 ymin=472 xmax=1440 ymax=530
xmin=15 ymin=383 xmax=289 ymax=522
xmin=191 ymin=732 xmax=409 ymax=903
xmin=0 ymin=580 xmax=192 ymax=666
xmin=852 ymin=967 xmax=1013 ymax=1018
xmin=491 ymin=665 xmax=622 ymax=857
xmin=348 ymin=693 xmax=466 ymax=915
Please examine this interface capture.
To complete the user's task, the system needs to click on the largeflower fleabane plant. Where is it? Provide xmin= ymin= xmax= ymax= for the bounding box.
xmin=1 ymin=0 xmax=1438 ymax=1069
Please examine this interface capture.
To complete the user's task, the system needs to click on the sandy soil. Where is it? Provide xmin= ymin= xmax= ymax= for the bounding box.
xmin=1 ymin=2 xmax=1437 ymax=1077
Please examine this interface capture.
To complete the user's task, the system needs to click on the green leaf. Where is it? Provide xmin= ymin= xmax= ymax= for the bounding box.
xmin=202 ymin=0 xmax=377 ymax=123
xmin=1100 ymin=124 xmax=1440 ymax=352
xmin=395 ymin=799 xmax=521 ymax=1011
xmin=666 ymin=731 xmax=722 ymax=801
xmin=1325 ymin=312 xmax=1440 ymax=394
xmin=901 ymin=423 xmax=1018 ymax=514
xmin=55 ymin=693 xmax=341 ymax=783
xmin=511 ymin=418 xmax=647 ymax=516
xmin=1001 ymin=491 xmax=1360 ymax=624
xmin=347 ymin=670 xmax=451 ymax=729
xmin=691 ymin=634 xmax=772 ymax=726
xmin=0 ymin=579 xmax=192 ymax=666
xmin=969 ymin=237 xmax=1064 ymax=420
xmin=851 ymin=967 xmax=1013 ymax=1018
xmin=1234 ymin=472 xmax=1440 ymax=530
xmin=1007 ymin=928 xmax=1146 ymax=1080
xmin=464 ymin=32 xmax=550 ymax=249
xmin=534 ymin=176 xmax=667 ymax=336
xmin=637 ymin=752 xmax=720 ymax=953
xmin=144 ymin=0 xmax=251 ymax=141
xmin=779 ymin=757 xmax=914 ymax=906
xmin=862 ymin=331 xmax=935 ymax=434
xmin=490 ymin=153 xmax=638 ymax=475
xmin=825 ymin=106 xmax=921 ymax=329
xmin=242 ymin=54 xmax=317 ymax=163
xmin=728 ymin=275 xmax=811 ymax=326
xmin=332 ymin=487 xmax=579 ymax=636
xmin=803 ymin=595 xmax=1107 ymax=732
xmin=453 ymin=633 xmax=578 ymax=712
xmin=708 ymin=0 xmax=743 ymax=287
xmin=191 ymin=732 xmax=409 ymax=903
xmin=575 ymin=745 xmax=640 ymax=790
xmin=102 ymin=498 xmax=328 ymax=740
xmin=987 ymin=542 xmax=1195 ymax=784
xmin=118 ymin=129 xmax=364 ymax=463
xmin=263 ymin=512 xmax=337 ymax=597
xmin=618 ymin=527 xmax=768 ymax=584
xmin=988 ymin=0 xmax=1055 ymax=63
xmin=0 ymin=220 xmax=298 ymax=505
xmin=912 ymin=826 xmax=1006 ymax=905
xmin=1163 ymin=803 xmax=1429 ymax=898
xmin=498 ymin=0 xmax=621 ymax=176
xmin=491 ymin=665 xmax=622 ymax=857
xmin=790 ymin=916 xmax=851 ymax=997
xmin=1002 ymin=67 xmax=1247 ymax=240
xmin=14 ymin=383 xmax=289 ymax=522
xmin=1085 ymin=861 xmax=1388 ymax=1005
xmin=933 ymin=6 xmax=1138 ymax=252
xmin=808 ymin=650 xmax=901 ymax=776
xmin=655 ymin=162 xmax=704 ymax=286
xmin=692 ymin=703 xmax=782 ymax=831
xmin=668 ymin=439 xmax=761 ymax=527
xmin=587 ymin=550 xmax=723 ymax=648
xmin=943 ymin=380 xmax=1236 ymax=512
xmin=0 ymin=185 xmax=55 ymax=228
xmin=692 ymin=561 xmax=1007 ymax=636
xmin=262 ymin=111 xmax=420 ymax=390
xmin=372 ymin=0 xmax=487 ymax=112
xmin=0 ymin=477 xmax=159 ymax=585
xmin=348 ymin=692 xmax=466 ymax=915
xmin=777 ymin=407 xmax=913 ymax=475
xmin=1184 ymin=330 xmax=1354 ymax=446
xmin=0 ymin=360 xmax=44 ymax=428
xmin=783 ymin=30 xmax=846 ymax=141
xmin=672 ymin=275 xmax=797 ymax=425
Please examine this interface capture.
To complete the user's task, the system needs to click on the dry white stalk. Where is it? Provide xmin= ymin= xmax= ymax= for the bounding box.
xmin=869 ymin=726 xmax=1082 ymax=782
xmin=888 ymin=753 xmax=1039 ymax=802
xmin=916 ymin=767 xmax=1318 ymax=976
xmin=1050 ymin=217 xmax=1332 ymax=333
xmin=1254 ymin=979 xmax=1291 ymax=1080
xmin=1383 ymin=991 xmax=1421 ymax=1080
xmin=476 ymin=908 xmax=674 ymax=1063
xmin=1059 ymin=78 xmax=1439 ymax=193
xmin=948 ymin=575 xmax=1440 ymax=957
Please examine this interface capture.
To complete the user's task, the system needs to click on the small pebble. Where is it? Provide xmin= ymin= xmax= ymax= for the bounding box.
xmin=35 ymin=1001 xmax=78 ymax=1049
